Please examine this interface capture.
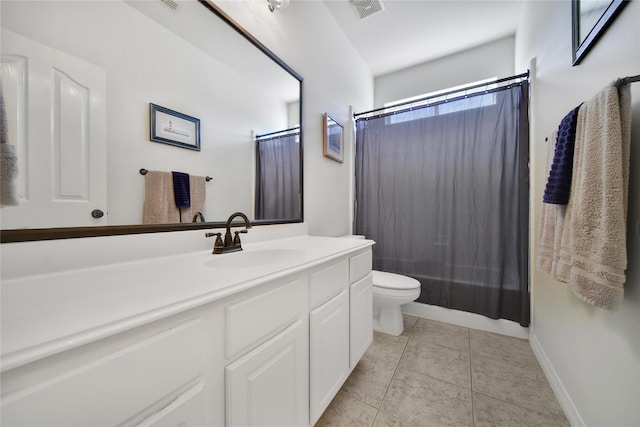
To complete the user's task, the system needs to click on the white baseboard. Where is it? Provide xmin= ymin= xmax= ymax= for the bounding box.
xmin=529 ymin=331 xmax=583 ymax=427
xmin=401 ymin=301 xmax=529 ymax=339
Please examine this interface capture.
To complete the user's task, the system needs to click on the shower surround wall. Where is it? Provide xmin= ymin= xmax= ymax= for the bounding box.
xmin=516 ymin=2 xmax=640 ymax=426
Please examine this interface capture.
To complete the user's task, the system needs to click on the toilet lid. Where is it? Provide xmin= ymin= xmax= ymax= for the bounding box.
xmin=372 ymin=270 xmax=420 ymax=290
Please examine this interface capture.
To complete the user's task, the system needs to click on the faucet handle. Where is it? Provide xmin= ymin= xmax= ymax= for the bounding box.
xmin=233 ymin=229 xmax=247 ymax=245
xmin=206 ymin=232 xmax=224 ymax=253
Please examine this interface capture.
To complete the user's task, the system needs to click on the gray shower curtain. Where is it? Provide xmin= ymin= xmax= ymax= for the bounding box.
xmin=355 ymin=83 xmax=530 ymax=326
xmin=255 ymin=131 xmax=301 ymax=220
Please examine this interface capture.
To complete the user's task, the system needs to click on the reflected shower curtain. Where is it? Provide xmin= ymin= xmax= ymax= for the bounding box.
xmin=255 ymin=131 xmax=300 ymax=220
xmin=355 ymin=84 xmax=530 ymax=326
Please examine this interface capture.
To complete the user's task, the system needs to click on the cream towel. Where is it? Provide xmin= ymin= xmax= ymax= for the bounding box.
xmin=536 ymin=131 xmax=568 ymax=276
xmin=557 ymin=83 xmax=631 ymax=310
xmin=181 ymin=175 xmax=206 ymax=222
xmin=142 ymin=171 xmax=180 ymax=224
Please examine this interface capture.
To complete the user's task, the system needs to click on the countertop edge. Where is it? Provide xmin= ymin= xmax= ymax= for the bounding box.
xmin=1 ymin=238 xmax=374 ymax=371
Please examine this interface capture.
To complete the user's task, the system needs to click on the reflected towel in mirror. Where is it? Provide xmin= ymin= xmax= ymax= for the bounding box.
xmin=171 ymin=171 xmax=191 ymax=208
xmin=143 ymin=171 xmax=180 ymax=224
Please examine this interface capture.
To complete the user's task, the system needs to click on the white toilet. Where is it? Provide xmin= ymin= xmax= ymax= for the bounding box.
xmin=342 ymin=235 xmax=421 ymax=336
xmin=372 ymin=270 xmax=421 ymax=336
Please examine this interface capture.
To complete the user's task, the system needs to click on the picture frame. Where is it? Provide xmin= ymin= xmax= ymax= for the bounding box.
xmin=322 ymin=113 xmax=344 ymax=163
xmin=572 ymin=0 xmax=629 ymax=65
xmin=149 ymin=103 xmax=201 ymax=151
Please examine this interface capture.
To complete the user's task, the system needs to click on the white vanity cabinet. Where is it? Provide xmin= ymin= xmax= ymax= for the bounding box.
xmin=0 ymin=308 xmax=216 ymax=427
xmin=224 ymin=276 xmax=309 ymax=427
xmin=309 ymin=260 xmax=350 ymax=424
xmin=0 ymin=236 xmax=373 ymax=427
xmin=349 ymin=251 xmax=374 ymax=368
xmin=308 ymin=250 xmax=373 ymax=425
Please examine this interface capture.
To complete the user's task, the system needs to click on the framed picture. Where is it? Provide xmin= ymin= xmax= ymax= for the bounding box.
xmin=572 ymin=0 xmax=629 ymax=65
xmin=149 ymin=103 xmax=201 ymax=151
xmin=323 ymin=113 xmax=344 ymax=163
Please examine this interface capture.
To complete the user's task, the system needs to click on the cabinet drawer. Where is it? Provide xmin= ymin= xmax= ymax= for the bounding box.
xmin=350 ymin=250 xmax=372 ymax=283
xmin=226 ymin=277 xmax=306 ymax=359
xmin=1 ymin=318 xmax=205 ymax=426
xmin=309 ymin=260 xmax=349 ymax=308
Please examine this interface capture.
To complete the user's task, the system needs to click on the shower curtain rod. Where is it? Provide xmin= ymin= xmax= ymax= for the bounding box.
xmin=255 ymin=126 xmax=300 ymax=139
xmin=354 ymin=71 xmax=529 ymax=119
xmin=616 ymin=74 xmax=640 ymax=87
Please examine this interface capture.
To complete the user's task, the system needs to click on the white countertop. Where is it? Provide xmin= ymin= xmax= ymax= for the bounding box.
xmin=1 ymin=235 xmax=373 ymax=371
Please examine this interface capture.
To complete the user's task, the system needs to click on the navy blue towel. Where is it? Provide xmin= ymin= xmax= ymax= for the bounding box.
xmin=172 ymin=171 xmax=191 ymax=208
xmin=543 ymin=105 xmax=582 ymax=205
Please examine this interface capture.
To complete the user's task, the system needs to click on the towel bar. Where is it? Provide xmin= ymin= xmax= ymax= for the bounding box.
xmin=139 ymin=168 xmax=212 ymax=182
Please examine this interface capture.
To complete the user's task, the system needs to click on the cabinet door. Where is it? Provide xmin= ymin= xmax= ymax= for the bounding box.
xmin=309 ymin=289 xmax=350 ymax=425
xmin=226 ymin=319 xmax=308 ymax=427
xmin=350 ymin=273 xmax=373 ymax=368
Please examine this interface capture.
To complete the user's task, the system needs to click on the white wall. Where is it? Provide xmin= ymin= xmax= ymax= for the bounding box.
xmin=213 ymin=0 xmax=374 ymax=237
xmin=516 ymin=2 xmax=640 ymax=426
xmin=374 ymin=35 xmax=515 ymax=107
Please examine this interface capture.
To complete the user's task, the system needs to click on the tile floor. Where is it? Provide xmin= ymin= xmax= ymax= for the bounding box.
xmin=315 ymin=315 xmax=569 ymax=427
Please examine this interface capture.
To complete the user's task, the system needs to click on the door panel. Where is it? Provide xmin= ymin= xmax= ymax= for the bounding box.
xmin=1 ymin=29 xmax=107 ymax=228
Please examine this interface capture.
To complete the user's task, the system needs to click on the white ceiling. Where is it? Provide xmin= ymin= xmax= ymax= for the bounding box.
xmin=323 ymin=0 xmax=524 ymax=77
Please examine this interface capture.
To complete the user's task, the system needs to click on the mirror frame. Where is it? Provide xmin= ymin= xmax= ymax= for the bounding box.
xmin=571 ymin=0 xmax=629 ymax=65
xmin=1 ymin=0 xmax=304 ymax=243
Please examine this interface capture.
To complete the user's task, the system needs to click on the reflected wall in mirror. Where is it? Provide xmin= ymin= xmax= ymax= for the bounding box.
xmin=0 ymin=0 xmax=303 ymax=241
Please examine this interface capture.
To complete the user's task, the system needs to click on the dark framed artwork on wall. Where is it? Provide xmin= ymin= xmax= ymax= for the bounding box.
xmin=149 ymin=103 xmax=201 ymax=151
xmin=572 ymin=0 xmax=629 ymax=65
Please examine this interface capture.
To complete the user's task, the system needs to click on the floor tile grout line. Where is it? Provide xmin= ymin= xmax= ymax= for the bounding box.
xmin=328 ymin=317 xmax=565 ymax=427
xmin=372 ymin=329 xmax=414 ymax=426
xmin=472 ymin=390 xmax=569 ymax=421
xmin=396 ymin=325 xmax=474 ymax=391
xmin=379 ymin=334 xmax=407 ymax=406
xmin=470 ymin=352 xmax=550 ymax=385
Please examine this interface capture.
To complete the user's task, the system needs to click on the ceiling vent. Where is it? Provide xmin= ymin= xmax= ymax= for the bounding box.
xmin=160 ymin=0 xmax=182 ymax=13
xmin=349 ymin=0 xmax=385 ymax=20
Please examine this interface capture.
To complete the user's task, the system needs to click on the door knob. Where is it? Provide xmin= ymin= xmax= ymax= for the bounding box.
xmin=91 ymin=209 xmax=104 ymax=219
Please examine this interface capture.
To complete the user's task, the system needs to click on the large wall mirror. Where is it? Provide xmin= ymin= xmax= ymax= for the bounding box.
xmin=0 ymin=0 xmax=303 ymax=242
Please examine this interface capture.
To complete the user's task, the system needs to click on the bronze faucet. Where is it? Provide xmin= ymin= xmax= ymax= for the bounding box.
xmin=205 ymin=211 xmax=252 ymax=254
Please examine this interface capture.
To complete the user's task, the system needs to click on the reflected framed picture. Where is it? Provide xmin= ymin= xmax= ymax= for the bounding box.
xmin=572 ymin=0 xmax=629 ymax=65
xmin=323 ymin=113 xmax=344 ymax=163
xmin=149 ymin=103 xmax=201 ymax=151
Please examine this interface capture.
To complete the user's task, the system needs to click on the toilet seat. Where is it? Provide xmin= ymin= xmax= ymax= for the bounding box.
xmin=372 ymin=270 xmax=420 ymax=290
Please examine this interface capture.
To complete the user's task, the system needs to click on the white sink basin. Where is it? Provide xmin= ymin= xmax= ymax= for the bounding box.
xmin=205 ymin=249 xmax=305 ymax=269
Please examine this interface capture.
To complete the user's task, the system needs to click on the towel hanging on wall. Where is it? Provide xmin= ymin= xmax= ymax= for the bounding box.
xmin=540 ymin=81 xmax=632 ymax=310
xmin=537 ymin=131 xmax=566 ymax=276
xmin=542 ymin=104 xmax=581 ymax=205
